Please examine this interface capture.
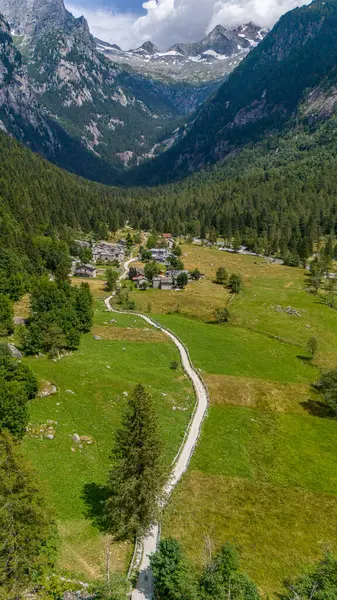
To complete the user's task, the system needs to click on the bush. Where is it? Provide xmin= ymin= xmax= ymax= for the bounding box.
xmin=0 ymin=355 xmax=38 ymax=438
xmin=314 ymin=368 xmax=337 ymax=416
xmin=215 ymin=308 xmax=230 ymax=324
xmin=177 ymin=272 xmax=188 ymax=289
xmin=215 ymin=267 xmax=228 ymax=285
xmin=190 ymin=269 xmax=202 ymax=280
xmin=228 ymin=274 xmax=242 ymax=294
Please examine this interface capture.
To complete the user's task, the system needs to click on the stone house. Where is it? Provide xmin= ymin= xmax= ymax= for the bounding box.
xmin=150 ymin=248 xmax=169 ymax=263
xmin=75 ymin=264 xmax=97 ymax=278
xmin=166 ymin=270 xmax=190 ymax=285
xmin=93 ymin=242 xmax=125 ymax=265
xmin=153 ymin=276 xmax=174 ymax=291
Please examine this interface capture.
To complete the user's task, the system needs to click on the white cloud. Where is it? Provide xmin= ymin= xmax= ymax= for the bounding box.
xmin=66 ymin=0 xmax=311 ymax=51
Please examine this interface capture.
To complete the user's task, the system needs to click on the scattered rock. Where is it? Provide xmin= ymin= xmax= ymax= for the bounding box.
xmin=93 ymin=335 xmax=102 ymax=341
xmin=123 ymin=391 xmax=128 ymax=397
xmin=80 ymin=436 xmax=94 ymax=445
xmin=27 ymin=422 xmax=57 ymax=440
xmin=63 ymin=591 xmax=94 ymax=600
xmin=72 ymin=433 xmax=94 ymax=446
xmin=13 ymin=316 xmax=26 ymax=326
xmin=38 ymin=382 xmax=58 ymax=398
xmin=106 ymin=365 xmax=111 ymax=369
xmin=8 ymin=344 xmax=22 ymax=358
xmin=162 ymin=393 xmax=167 ymax=397
xmin=271 ymin=305 xmax=304 ymax=317
xmin=110 ymin=319 xmax=117 ymax=323
xmin=66 ymin=390 xmax=75 ymax=395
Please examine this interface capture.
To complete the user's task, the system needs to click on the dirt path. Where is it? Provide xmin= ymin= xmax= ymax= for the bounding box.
xmin=105 ymin=258 xmax=209 ymax=600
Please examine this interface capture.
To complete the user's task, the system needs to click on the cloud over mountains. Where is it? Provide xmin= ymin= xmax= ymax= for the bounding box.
xmin=66 ymin=0 xmax=310 ymax=51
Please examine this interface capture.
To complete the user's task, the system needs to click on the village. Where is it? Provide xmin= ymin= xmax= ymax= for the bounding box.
xmin=72 ymin=233 xmax=200 ymax=292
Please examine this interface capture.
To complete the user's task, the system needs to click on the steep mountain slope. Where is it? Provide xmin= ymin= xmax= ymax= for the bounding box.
xmin=0 ymin=16 xmax=55 ymax=151
xmin=97 ymin=23 xmax=268 ymax=87
xmin=0 ymin=14 xmax=121 ymax=183
xmin=134 ymin=0 xmax=337 ymax=183
xmin=0 ymin=0 xmax=191 ymax=172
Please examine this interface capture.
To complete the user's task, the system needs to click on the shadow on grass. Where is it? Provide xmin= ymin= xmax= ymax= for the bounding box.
xmin=300 ymin=399 xmax=332 ymax=418
xmin=296 ymin=355 xmax=311 ymax=363
xmin=82 ymin=482 xmax=109 ymax=531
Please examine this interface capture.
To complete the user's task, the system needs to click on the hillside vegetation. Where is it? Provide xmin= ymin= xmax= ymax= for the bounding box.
xmin=2 ymin=116 xmax=337 ymax=272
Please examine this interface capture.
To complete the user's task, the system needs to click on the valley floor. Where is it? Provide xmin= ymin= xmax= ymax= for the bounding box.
xmin=132 ymin=245 xmax=337 ymax=595
xmin=18 ymin=283 xmax=194 ymax=580
xmin=16 ymin=244 xmax=337 ymax=595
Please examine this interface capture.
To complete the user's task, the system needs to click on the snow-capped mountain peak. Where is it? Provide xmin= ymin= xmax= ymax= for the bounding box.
xmin=97 ymin=23 xmax=269 ymax=86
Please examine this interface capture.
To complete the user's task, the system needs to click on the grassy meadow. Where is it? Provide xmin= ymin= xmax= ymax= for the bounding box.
xmin=128 ymin=244 xmax=337 ymax=596
xmin=18 ymin=281 xmax=194 ymax=580
xmin=15 ymin=243 xmax=337 ymax=594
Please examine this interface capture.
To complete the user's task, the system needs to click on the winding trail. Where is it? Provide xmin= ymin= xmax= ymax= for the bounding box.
xmin=104 ymin=258 xmax=209 ymax=600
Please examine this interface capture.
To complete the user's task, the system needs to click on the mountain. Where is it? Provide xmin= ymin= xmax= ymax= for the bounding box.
xmin=0 ymin=0 xmax=196 ymax=174
xmin=0 ymin=13 xmax=122 ymax=183
xmin=0 ymin=15 xmax=55 ymax=151
xmin=169 ymin=23 xmax=266 ymax=57
xmin=97 ymin=23 xmax=269 ymax=86
xmin=134 ymin=0 xmax=337 ymax=183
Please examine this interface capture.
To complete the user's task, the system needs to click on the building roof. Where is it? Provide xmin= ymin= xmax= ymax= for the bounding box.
xmin=162 ymin=233 xmax=172 ymax=239
xmin=77 ymin=263 xmax=96 ymax=271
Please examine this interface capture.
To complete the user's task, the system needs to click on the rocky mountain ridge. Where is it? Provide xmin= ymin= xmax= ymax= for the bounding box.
xmin=0 ymin=16 xmax=56 ymax=152
xmin=97 ymin=23 xmax=269 ymax=86
xmin=132 ymin=0 xmax=337 ymax=184
xmin=0 ymin=0 xmax=204 ymax=175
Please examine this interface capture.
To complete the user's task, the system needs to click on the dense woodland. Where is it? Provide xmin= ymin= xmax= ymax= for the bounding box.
xmin=1 ymin=112 xmax=337 ymax=277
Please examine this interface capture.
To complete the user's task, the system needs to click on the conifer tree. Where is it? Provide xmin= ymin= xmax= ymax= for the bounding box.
xmin=0 ymin=433 xmax=57 ymax=598
xmin=75 ymin=282 xmax=94 ymax=332
xmin=215 ymin=267 xmax=228 ymax=285
xmin=0 ymin=295 xmax=14 ymax=336
xmin=105 ymin=384 xmax=167 ymax=541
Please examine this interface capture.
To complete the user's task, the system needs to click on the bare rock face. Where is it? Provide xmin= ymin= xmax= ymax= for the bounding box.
xmin=169 ymin=23 xmax=268 ymax=57
xmin=0 ymin=0 xmax=70 ymax=38
xmin=0 ymin=16 xmax=57 ymax=149
xmin=7 ymin=343 xmax=23 ymax=358
xmin=0 ymin=0 xmax=193 ymax=175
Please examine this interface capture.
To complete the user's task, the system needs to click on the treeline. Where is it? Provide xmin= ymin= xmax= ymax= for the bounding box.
xmin=20 ymin=278 xmax=93 ymax=358
xmin=151 ymin=539 xmax=337 ymax=600
xmin=3 ymin=116 xmax=337 ymax=274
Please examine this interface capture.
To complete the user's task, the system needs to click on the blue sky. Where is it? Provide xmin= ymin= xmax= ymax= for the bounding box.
xmin=71 ymin=0 xmax=145 ymax=13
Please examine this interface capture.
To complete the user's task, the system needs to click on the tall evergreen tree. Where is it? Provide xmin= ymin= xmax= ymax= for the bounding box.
xmin=74 ymin=283 xmax=94 ymax=333
xmin=105 ymin=384 xmax=167 ymax=541
xmin=0 ymin=433 xmax=57 ymax=599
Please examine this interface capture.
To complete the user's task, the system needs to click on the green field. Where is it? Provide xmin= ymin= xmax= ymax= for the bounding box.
xmin=19 ymin=245 xmax=337 ymax=594
xmin=21 ymin=295 xmax=194 ymax=580
xmin=139 ymin=245 xmax=337 ymax=596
